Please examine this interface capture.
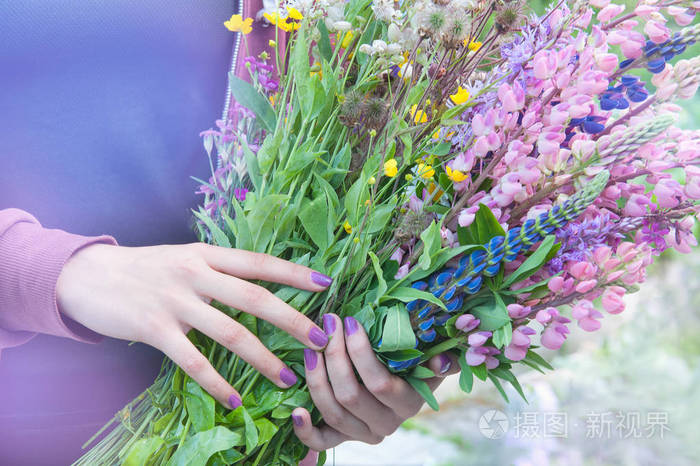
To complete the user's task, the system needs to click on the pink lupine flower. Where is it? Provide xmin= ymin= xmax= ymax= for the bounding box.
xmin=623 ymin=193 xmax=653 ymax=216
xmin=667 ymin=6 xmax=694 ymax=26
xmin=507 ymin=303 xmax=531 ymax=319
xmin=571 ymin=300 xmax=603 ymax=331
xmin=590 ymin=0 xmax=610 ymax=8
xmin=595 ymin=53 xmax=619 ymax=73
xmin=601 ymin=287 xmax=626 ymax=314
xmin=455 ymin=314 xmax=480 ymax=332
xmin=468 ymin=331 xmax=492 ymax=347
xmin=458 ymin=205 xmax=480 ymax=227
xmin=390 ymin=247 xmax=404 ymax=263
xmin=548 ymin=276 xmax=565 ymax=293
xmin=569 ymin=261 xmax=596 ymax=280
xmin=541 ymin=323 xmax=570 ymax=350
xmin=597 ymin=4 xmax=625 ymax=23
xmin=654 ymin=178 xmax=682 ymax=208
xmin=645 ymin=21 xmax=671 ymax=44
xmin=394 ymin=263 xmax=410 ymax=279
xmin=634 ymin=5 xmax=658 ymax=19
xmin=684 ymin=167 xmax=700 ymax=199
xmin=593 ymin=246 xmax=612 ymax=265
xmin=465 ymin=346 xmax=500 ymax=367
xmin=498 ymin=82 xmax=525 ymax=112
xmin=575 ymin=279 xmax=598 ymax=293
xmin=505 ymin=326 xmax=536 ymax=361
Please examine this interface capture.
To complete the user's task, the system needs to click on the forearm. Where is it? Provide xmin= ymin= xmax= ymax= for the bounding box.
xmin=0 ymin=208 xmax=117 ymax=353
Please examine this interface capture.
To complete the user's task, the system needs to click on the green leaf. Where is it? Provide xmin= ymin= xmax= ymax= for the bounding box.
xmin=344 ymin=174 xmax=369 ymax=225
xmin=469 ymin=297 xmax=509 ymax=331
xmin=184 ymin=380 xmax=215 ymax=432
xmin=502 ymin=235 xmax=557 ymax=288
xmin=501 ymin=271 xmax=562 ymax=295
xmin=524 ymin=349 xmax=554 ymax=371
xmin=471 ymin=204 xmax=506 ymax=244
xmin=123 ymin=437 xmax=164 ymax=466
xmin=239 ymin=137 xmax=262 ymax=191
xmin=316 ymin=21 xmax=333 ymax=63
xmin=226 ymin=201 xmax=252 ymax=251
xmin=418 ymin=221 xmax=442 ymax=270
xmin=166 ymin=426 xmax=242 ymax=466
xmin=249 ymin=194 xmax=289 ymax=252
xmin=406 ymin=376 xmax=439 ymax=411
xmin=492 ymin=321 xmax=513 ymax=349
xmin=228 ymin=75 xmax=276 ymax=133
xmin=381 ymin=286 xmax=447 ymax=311
xmin=471 ymin=363 xmax=488 ymax=381
xmin=369 ymin=251 xmax=388 ymax=302
xmin=491 ymin=367 xmax=528 ymax=402
xmin=367 ymin=202 xmax=396 ymax=234
xmin=457 ymin=352 xmax=474 ymax=393
xmin=411 ymin=366 xmax=436 ymax=379
xmin=192 ymin=209 xmax=231 ymax=248
xmin=378 ymin=305 xmax=417 ymax=352
xmin=242 ymin=407 xmax=258 ymax=454
xmin=380 ymin=348 xmax=423 ymax=361
xmin=298 ymin=196 xmax=331 ymax=252
xmin=427 ymin=141 xmax=452 ymax=156
xmin=254 ymin=418 xmax=279 ymax=445
xmin=488 ymin=373 xmax=510 ymax=403
xmin=271 ymin=405 xmax=293 ymax=419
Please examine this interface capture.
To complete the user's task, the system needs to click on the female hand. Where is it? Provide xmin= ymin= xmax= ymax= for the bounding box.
xmin=55 ymin=242 xmax=332 ymax=409
xmin=292 ymin=313 xmax=459 ymax=451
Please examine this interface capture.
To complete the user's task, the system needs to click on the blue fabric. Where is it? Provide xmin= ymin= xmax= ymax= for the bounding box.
xmin=0 ymin=1 xmax=235 ymax=463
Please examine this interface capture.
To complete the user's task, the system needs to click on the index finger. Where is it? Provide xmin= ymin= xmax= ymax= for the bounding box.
xmin=197 ymin=244 xmax=333 ymax=291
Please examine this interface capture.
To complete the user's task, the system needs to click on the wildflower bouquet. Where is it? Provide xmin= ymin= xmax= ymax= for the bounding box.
xmin=79 ymin=0 xmax=700 ymax=464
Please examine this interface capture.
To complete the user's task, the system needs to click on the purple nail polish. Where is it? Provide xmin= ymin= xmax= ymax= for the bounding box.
xmin=311 ymin=271 xmax=333 ymax=287
xmin=304 ymin=349 xmax=318 ymax=370
xmin=292 ymin=413 xmax=304 ymax=427
xmin=229 ymin=394 xmax=242 ymax=410
xmin=439 ymin=354 xmax=452 ymax=374
xmin=323 ymin=314 xmax=336 ymax=336
xmin=309 ymin=327 xmax=329 ymax=347
xmin=280 ymin=367 xmax=298 ymax=386
xmin=344 ymin=316 xmax=359 ymax=335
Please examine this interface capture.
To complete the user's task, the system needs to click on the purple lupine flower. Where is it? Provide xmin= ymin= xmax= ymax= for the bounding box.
xmin=640 ymin=220 xmax=670 ymax=253
xmin=504 ymin=326 xmax=536 ymax=361
xmin=455 ymin=314 xmax=480 ymax=332
xmin=234 ymin=187 xmax=248 ymax=202
xmin=258 ymin=73 xmax=279 ymax=93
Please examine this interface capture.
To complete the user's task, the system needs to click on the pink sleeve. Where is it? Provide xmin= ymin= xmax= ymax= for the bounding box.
xmin=0 ymin=208 xmax=118 ymax=355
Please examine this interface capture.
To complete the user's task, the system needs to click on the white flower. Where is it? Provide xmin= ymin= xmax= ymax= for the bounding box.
xmin=358 ymin=43 xmax=374 ymax=55
xmin=333 ymin=20 xmax=353 ymax=31
xmin=372 ymin=39 xmax=388 ymax=53
xmin=387 ymin=43 xmax=402 ymax=55
xmin=372 ymin=0 xmax=399 ymax=22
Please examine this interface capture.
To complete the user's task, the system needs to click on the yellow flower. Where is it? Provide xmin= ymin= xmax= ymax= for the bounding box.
xmin=343 ymin=221 xmax=352 ymax=234
xmin=464 ymin=40 xmax=482 ymax=51
xmin=224 ymin=15 xmax=254 ymax=34
xmin=446 ymin=165 xmax=468 ymax=182
xmin=287 ymin=7 xmax=303 ymax=20
xmin=353 ymin=237 xmax=360 ymax=243
xmin=268 ymin=39 xmax=277 ymax=47
xmin=449 ymin=86 xmax=470 ymax=105
xmin=364 ymin=199 xmax=371 ymax=206
xmin=310 ymin=62 xmax=322 ymax=79
xmin=368 ymin=176 xmax=377 ymax=185
xmin=427 ymin=182 xmax=444 ymax=200
xmin=269 ymin=93 xmax=278 ymax=106
xmin=409 ymin=104 xmax=428 ymax=124
xmin=384 ymin=159 xmax=398 ymax=177
xmin=263 ymin=12 xmax=300 ymax=32
xmin=340 ymin=31 xmax=354 ymax=49
xmin=417 ymin=163 xmax=435 ymax=179
xmin=405 ymin=174 xmax=414 ymax=181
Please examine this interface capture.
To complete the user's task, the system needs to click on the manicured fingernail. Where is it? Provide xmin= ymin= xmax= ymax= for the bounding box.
xmin=280 ymin=367 xmax=298 ymax=386
xmin=344 ymin=316 xmax=359 ymax=335
xmin=439 ymin=354 xmax=452 ymax=374
xmin=304 ymin=349 xmax=318 ymax=370
xmin=292 ymin=413 xmax=304 ymax=427
xmin=311 ymin=271 xmax=333 ymax=287
xmin=308 ymin=326 xmax=329 ymax=347
xmin=323 ymin=314 xmax=336 ymax=336
xmin=229 ymin=394 xmax=242 ymax=410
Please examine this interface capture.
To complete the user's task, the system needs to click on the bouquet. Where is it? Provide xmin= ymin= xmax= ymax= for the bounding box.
xmin=77 ymin=0 xmax=700 ymax=464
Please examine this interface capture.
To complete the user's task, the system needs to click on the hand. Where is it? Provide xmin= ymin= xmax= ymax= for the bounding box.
xmin=56 ymin=242 xmax=332 ymax=409
xmin=291 ymin=313 xmax=459 ymax=451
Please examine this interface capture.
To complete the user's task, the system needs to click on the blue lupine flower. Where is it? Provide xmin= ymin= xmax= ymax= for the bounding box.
xmin=383 ymin=173 xmax=611 ymax=369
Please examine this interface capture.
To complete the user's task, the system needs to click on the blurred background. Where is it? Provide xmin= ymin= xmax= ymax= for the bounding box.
xmin=327 ymin=0 xmax=700 ymax=464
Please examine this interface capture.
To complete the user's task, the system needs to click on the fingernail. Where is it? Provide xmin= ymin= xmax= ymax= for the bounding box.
xmin=229 ymin=394 xmax=242 ymax=410
xmin=280 ymin=367 xmax=298 ymax=386
xmin=439 ymin=354 xmax=452 ymax=374
xmin=344 ymin=316 xmax=359 ymax=335
xmin=323 ymin=314 xmax=336 ymax=336
xmin=311 ymin=271 xmax=333 ymax=287
xmin=308 ymin=326 xmax=329 ymax=347
xmin=292 ymin=413 xmax=304 ymax=427
xmin=304 ymin=348 xmax=318 ymax=370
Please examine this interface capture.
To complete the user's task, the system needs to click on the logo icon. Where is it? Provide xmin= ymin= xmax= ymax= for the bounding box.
xmin=478 ymin=409 xmax=509 ymax=439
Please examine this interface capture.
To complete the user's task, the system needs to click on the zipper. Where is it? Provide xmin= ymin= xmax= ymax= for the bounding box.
xmin=221 ymin=0 xmax=245 ymax=122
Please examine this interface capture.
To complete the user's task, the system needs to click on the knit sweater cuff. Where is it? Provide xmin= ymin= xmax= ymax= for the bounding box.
xmin=0 ymin=208 xmax=117 ymax=350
